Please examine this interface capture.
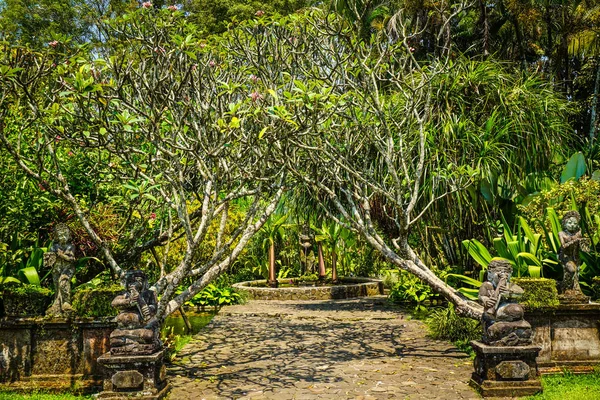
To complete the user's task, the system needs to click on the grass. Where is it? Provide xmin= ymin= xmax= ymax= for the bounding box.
xmin=527 ymin=372 xmax=600 ymax=399
xmin=0 ymin=393 xmax=91 ymax=399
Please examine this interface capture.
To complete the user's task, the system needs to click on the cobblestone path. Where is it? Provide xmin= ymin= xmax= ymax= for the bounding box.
xmin=167 ymin=297 xmax=481 ymax=400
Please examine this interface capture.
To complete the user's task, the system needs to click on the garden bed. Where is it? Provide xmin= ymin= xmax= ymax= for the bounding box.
xmin=233 ymin=277 xmax=383 ymax=300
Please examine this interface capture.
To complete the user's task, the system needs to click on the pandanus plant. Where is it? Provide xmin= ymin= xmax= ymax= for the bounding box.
xmin=260 ymin=214 xmax=288 ymax=287
xmin=313 ymin=221 xmax=343 ymax=282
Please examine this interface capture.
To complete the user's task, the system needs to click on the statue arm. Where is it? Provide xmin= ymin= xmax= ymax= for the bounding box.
xmin=57 ymin=245 xmax=76 ymax=262
xmin=478 ymin=282 xmax=496 ymax=309
xmin=111 ymin=293 xmax=132 ymax=309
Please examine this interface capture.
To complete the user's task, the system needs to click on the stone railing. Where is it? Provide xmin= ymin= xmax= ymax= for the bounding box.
xmin=233 ymin=277 xmax=383 ymax=301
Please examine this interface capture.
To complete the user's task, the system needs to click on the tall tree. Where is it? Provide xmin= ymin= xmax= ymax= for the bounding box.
xmin=0 ymin=7 xmax=292 ymax=320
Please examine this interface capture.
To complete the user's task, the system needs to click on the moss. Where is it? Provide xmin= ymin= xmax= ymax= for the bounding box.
xmin=512 ymin=278 xmax=560 ymax=309
xmin=72 ymin=285 xmax=123 ymax=318
xmin=2 ymin=284 xmax=53 ymax=317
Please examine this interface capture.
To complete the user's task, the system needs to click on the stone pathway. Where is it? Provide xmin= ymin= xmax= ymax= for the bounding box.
xmin=168 ymin=297 xmax=481 ymax=399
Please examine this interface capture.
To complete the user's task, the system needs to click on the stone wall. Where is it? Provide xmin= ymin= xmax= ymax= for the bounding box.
xmin=0 ymin=318 xmax=116 ymax=393
xmin=525 ymin=302 xmax=600 ymax=373
xmin=233 ymin=278 xmax=383 ymax=301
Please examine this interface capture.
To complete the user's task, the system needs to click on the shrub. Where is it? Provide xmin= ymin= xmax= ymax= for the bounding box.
xmin=512 ymin=277 xmax=560 ymax=309
xmin=2 ymin=284 xmax=52 ymax=317
xmin=72 ymin=285 xmax=123 ymax=318
xmin=187 ymin=284 xmax=243 ymax=312
xmin=388 ymin=271 xmax=437 ymax=303
xmin=426 ymin=304 xmax=481 ymax=343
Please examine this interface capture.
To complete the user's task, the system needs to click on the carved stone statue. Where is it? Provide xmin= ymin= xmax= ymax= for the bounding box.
xmin=109 ymin=270 xmax=161 ymax=355
xmin=478 ymin=259 xmax=532 ymax=346
xmin=45 ymin=223 xmax=76 ymax=317
xmin=558 ymin=211 xmax=586 ymax=297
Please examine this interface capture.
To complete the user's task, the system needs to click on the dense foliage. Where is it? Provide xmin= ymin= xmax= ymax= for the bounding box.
xmin=0 ymin=1 xmax=598 ymax=322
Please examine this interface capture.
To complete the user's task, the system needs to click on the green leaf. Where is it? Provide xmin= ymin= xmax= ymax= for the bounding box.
xmin=480 ymin=179 xmax=494 ymax=203
xmin=229 ymin=117 xmax=240 ymax=128
xmin=447 ymin=273 xmax=482 ymax=288
xmin=493 ymin=238 xmax=512 ymax=259
xmin=516 ymin=252 xmax=542 ymax=267
xmin=462 ymin=239 xmax=492 ymax=268
xmin=518 ymin=217 xmax=540 ymax=251
xmin=258 ymin=127 xmax=267 ymax=139
xmin=592 ymin=170 xmax=600 ymax=181
xmin=528 ymin=266 xmax=541 ymax=278
xmin=0 ymin=277 xmax=22 ymax=285
xmin=457 ymin=287 xmax=479 ymax=300
xmin=560 ymin=152 xmax=586 ymax=183
xmin=18 ymin=266 xmax=41 ymax=286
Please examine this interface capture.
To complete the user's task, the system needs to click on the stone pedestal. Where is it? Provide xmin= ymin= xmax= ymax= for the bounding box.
xmin=97 ymin=350 xmax=169 ymax=399
xmin=470 ymin=341 xmax=542 ymax=398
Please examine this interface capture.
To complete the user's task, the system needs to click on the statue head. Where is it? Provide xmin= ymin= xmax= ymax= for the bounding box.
xmin=561 ymin=211 xmax=581 ymax=234
xmin=125 ymin=270 xmax=148 ymax=293
xmin=487 ymin=259 xmax=513 ymax=286
xmin=53 ymin=223 xmax=72 ymax=245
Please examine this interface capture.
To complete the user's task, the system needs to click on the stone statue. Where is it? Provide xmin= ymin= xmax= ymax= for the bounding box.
xmin=109 ymin=270 xmax=161 ymax=355
xmin=558 ymin=211 xmax=586 ymax=296
xmin=45 ymin=223 xmax=76 ymax=317
xmin=478 ymin=259 xmax=532 ymax=346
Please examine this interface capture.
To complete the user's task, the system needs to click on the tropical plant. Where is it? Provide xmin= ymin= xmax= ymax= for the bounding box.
xmin=426 ymin=304 xmax=481 ymax=343
xmin=388 ymin=271 xmax=439 ymax=304
xmin=313 ymin=220 xmax=343 ymax=281
xmin=462 ymin=215 xmax=559 ymax=279
xmin=260 ymin=213 xmax=290 ymax=286
xmin=187 ymin=283 xmax=243 ymax=312
xmin=0 ymin=234 xmax=49 ymax=287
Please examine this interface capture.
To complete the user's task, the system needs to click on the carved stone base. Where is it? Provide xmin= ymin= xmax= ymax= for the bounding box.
xmin=97 ymin=350 xmax=169 ymax=399
xmin=470 ymin=341 xmax=542 ymax=398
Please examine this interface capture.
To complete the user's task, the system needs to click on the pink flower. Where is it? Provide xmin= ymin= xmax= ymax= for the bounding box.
xmin=150 ymin=213 xmax=157 ymax=220
xmin=409 ymin=46 xmax=415 ymax=53
xmin=142 ymin=2 xmax=152 ymax=8
xmin=250 ymin=91 xmax=262 ymax=102
xmin=255 ymin=10 xmax=265 ymax=17
xmin=209 ymin=60 xmax=216 ymax=67
xmin=167 ymin=5 xmax=178 ymax=11
xmin=55 ymin=135 xmax=62 ymax=141
xmin=192 ymin=64 xmax=198 ymax=71
xmin=48 ymin=40 xmax=59 ymax=48
xmin=68 ymin=151 xmax=74 ymax=156
xmin=250 ymin=74 xmax=259 ymax=83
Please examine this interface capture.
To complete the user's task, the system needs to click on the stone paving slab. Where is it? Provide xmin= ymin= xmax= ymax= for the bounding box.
xmin=168 ymin=297 xmax=483 ymax=399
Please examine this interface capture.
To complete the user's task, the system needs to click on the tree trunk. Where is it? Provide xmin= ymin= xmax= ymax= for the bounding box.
xmin=317 ymin=243 xmax=326 ymax=282
xmin=179 ymin=306 xmax=192 ymax=334
xmin=268 ymin=243 xmax=278 ymax=287
xmin=332 ymin=250 xmax=338 ymax=283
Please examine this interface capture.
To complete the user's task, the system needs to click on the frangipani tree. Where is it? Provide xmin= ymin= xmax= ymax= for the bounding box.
xmin=224 ymin=8 xmax=572 ymax=319
xmin=0 ymin=7 xmax=298 ymax=320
